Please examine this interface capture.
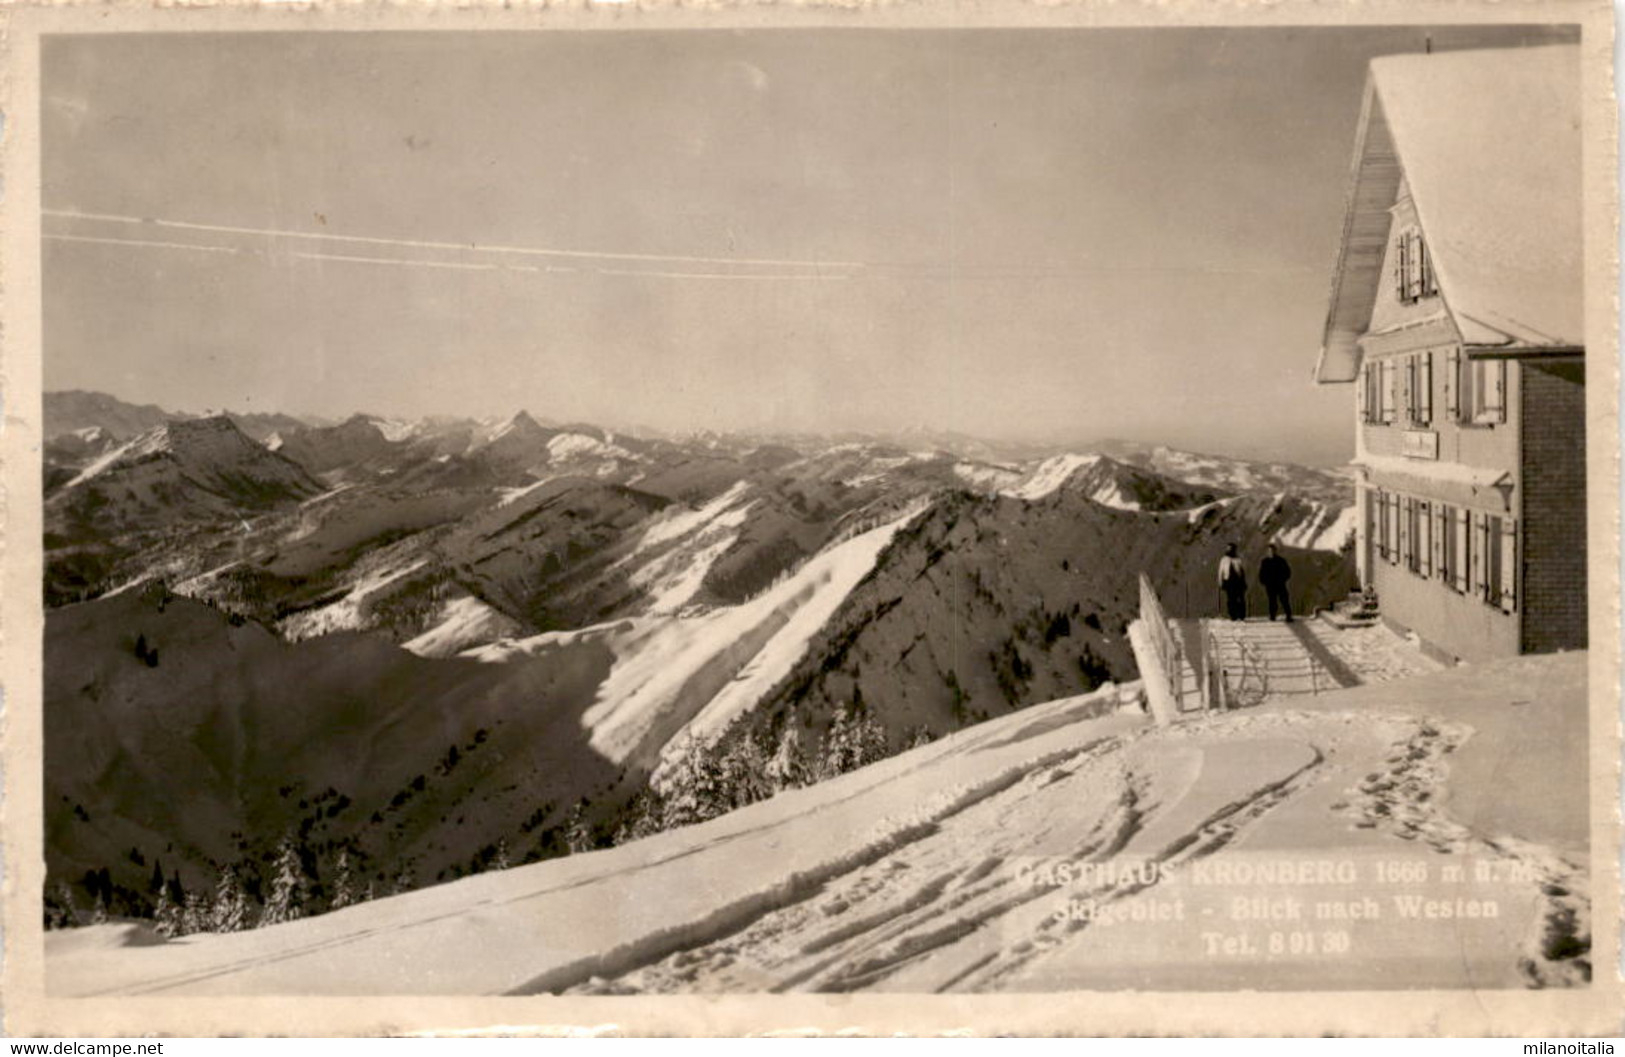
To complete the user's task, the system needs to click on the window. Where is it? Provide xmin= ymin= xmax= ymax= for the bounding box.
xmin=1377 ymin=360 xmax=1398 ymax=424
xmin=1394 ymin=227 xmax=1438 ymax=304
xmin=1415 ymin=499 xmax=1432 ymax=578
xmin=1498 ymin=519 xmax=1518 ymax=613
xmin=1471 ymin=359 xmax=1507 ymax=424
xmin=1449 ymin=349 xmax=1507 ymax=425
xmin=1450 ymin=506 xmax=1470 ymax=594
xmin=1405 ymin=352 xmax=1434 ymax=426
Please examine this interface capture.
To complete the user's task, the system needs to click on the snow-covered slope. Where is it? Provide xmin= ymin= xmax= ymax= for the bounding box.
xmin=45 ymin=651 xmax=1588 ymax=998
xmin=467 ymin=505 xmax=925 ymax=774
xmin=47 ymin=416 xmax=324 ymax=533
xmin=1004 ymin=453 xmax=1102 ymax=500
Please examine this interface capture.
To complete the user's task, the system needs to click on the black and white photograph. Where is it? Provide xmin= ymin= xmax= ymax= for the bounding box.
xmin=3 ymin=3 xmax=1618 ymax=1037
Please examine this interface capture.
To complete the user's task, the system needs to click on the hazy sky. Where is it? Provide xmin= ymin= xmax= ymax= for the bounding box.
xmin=42 ymin=25 xmax=1576 ymax=464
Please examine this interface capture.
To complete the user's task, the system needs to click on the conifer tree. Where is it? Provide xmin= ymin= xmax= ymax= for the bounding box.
xmin=259 ymin=837 xmax=305 ymax=927
xmin=211 ymin=867 xmax=249 ymax=932
xmin=765 ymin=724 xmax=809 ymax=793
xmin=328 ymin=850 xmax=357 ymax=911
xmin=721 ymin=735 xmax=771 ymax=808
xmin=181 ymin=891 xmax=210 ymax=935
xmin=51 ymin=883 xmax=80 ymax=929
xmin=660 ymin=734 xmax=727 ymax=829
xmin=390 ymin=862 xmax=415 ymax=897
xmin=820 ymin=708 xmax=856 ymax=780
xmin=90 ymin=894 xmax=108 ymax=926
xmin=565 ymin=801 xmax=595 ymax=854
xmin=151 ymin=887 xmax=180 ymax=937
xmin=493 ymin=839 xmax=511 ymax=871
xmin=611 ymin=791 xmax=664 ymax=846
xmin=853 ymin=710 xmax=889 ymax=769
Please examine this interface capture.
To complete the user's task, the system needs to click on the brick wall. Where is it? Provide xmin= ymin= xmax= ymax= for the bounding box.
xmin=1519 ymin=359 xmax=1587 ymax=653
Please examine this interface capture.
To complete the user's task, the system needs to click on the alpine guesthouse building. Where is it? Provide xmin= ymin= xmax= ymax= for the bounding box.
xmin=1313 ymin=45 xmax=1585 ymax=663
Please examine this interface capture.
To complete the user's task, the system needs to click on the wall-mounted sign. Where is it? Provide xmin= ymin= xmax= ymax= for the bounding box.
xmin=1401 ymin=429 xmax=1439 ymax=460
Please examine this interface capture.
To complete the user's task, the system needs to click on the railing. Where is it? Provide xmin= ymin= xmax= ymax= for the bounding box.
xmin=1137 ymin=573 xmax=1188 ymax=712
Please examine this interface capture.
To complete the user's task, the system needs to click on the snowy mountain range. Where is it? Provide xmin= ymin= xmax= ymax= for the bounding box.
xmin=41 ymin=389 xmax=1360 ymax=939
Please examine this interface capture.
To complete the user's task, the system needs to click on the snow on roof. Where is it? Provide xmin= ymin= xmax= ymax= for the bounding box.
xmin=1317 ymin=46 xmax=1582 ymax=383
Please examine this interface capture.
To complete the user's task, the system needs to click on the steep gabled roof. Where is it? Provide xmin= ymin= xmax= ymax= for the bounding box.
xmin=1315 ymin=45 xmax=1583 ymax=383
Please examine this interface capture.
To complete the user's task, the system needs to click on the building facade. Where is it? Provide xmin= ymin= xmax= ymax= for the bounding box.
xmin=1314 ymin=46 xmax=1585 ymax=663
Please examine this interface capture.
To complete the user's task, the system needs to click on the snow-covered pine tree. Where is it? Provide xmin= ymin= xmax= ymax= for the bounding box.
xmin=49 ymin=883 xmax=80 ymax=929
xmin=151 ymin=887 xmax=180 ymax=937
xmin=660 ymin=734 xmax=728 ymax=829
xmin=853 ymin=710 xmax=889 ymax=769
xmin=765 ymin=723 xmax=809 ymax=793
xmin=390 ymin=862 xmax=415 ymax=897
xmin=565 ymin=800 xmax=595 ymax=854
xmin=721 ymin=734 xmax=771 ymax=808
xmin=611 ymin=791 xmax=663 ymax=846
xmin=328 ymin=850 xmax=357 ymax=911
xmin=259 ymin=837 xmax=305 ymax=927
xmin=90 ymin=894 xmax=108 ymax=926
xmin=493 ymin=839 xmax=511 ymax=871
xmin=181 ymin=890 xmax=210 ymax=935
xmin=211 ymin=867 xmax=249 ymax=932
xmin=819 ymin=708 xmax=856 ymax=780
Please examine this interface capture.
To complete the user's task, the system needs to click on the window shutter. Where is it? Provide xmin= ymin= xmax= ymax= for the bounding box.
xmin=1403 ymin=357 xmax=1416 ymax=421
xmin=1500 ymin=520 xmax=1518 ymax=613
xmin=1419 ymin=501 xmax=1433 ymax=578
xmin=1421 ymin=352 xmax=1434 ymax=424
xmin=1394 ymin=234 xmax=1408 ymax=302
xmin=1398 ymin=496 xmax=1411 ymax=568
xmin=1357 ymin=364 xmax=1369 ymax=422
xmin=1445 ymin=348 xmax=1459 ymax=420
xmin=1453 ymin=509 xmax=1470 ymax=592
xmin=1470 ymin=512 xmax=1488 ymax=598
xmin=1431 ymin=503 xmax=1446 ymax=580
xmin=1386 ymin=361 xmax=1398 ymax=423
xmin=1389 ymin=496 xmax=1401 ymax=565
xmin=1492 ymin=360 xmax=1507 ymax=423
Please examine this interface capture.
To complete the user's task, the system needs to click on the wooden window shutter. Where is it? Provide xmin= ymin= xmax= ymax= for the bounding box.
xmin=1357 ymin=363 xmax=1369 ymax=422
xmin=1398 ymin=496 xmax=1411 ymax=567
xmin=1500 ymin=520 xmax=1518 ymax=613
xmin=1445 ymin=348 xmax=1459 ymax=420
xmin=1421 ymin=352 xmax=1434 ymax=423
xmin=1462 ymin=510 xmax=1475 ymax=591
xmin=1419 ymin=501 xmax=1433 ymax=578
xmin=1431 ymin=503 xmax=1446 ymax=580
xmin=1389 ymin=496 xmax=1401 ymax=565
xmin=1492 ymin=360 xmax=1507 ymax=423
xmin=1394 ymin=233 xmax=1408 ymax=301
xmin=1471 ymin=512 xmax=1488 ymax=598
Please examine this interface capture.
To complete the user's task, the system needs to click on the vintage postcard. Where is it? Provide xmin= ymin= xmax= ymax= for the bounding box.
xmin=1 ymin=0 xmax=1619 ymax=1037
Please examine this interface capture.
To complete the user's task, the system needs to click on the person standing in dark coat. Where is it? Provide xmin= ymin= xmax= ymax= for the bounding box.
xmin=1218 ymin=543 xmax=1248 ymax=621
xmin=1259 ymin=543 xmax=1293 ymax=622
